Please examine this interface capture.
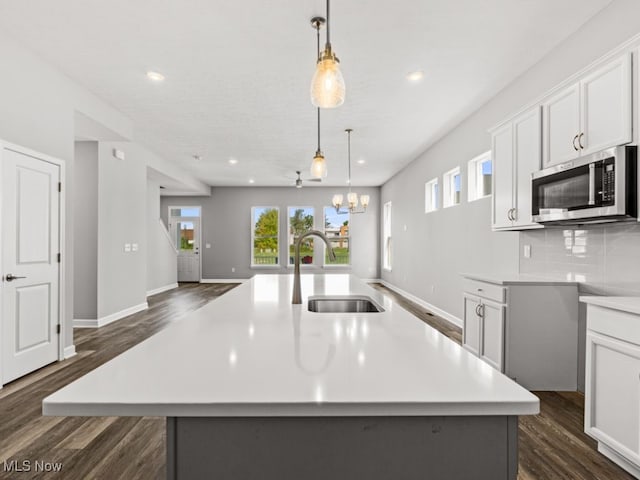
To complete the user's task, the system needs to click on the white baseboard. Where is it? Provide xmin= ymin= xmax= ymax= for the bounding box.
xmin=74 ymin=302 xmax=148 ymax=329
xmin=63 ymin=345 xmax=77 ymax=359
xmin=378 ymin=280 xmax=462 ymax=328
xmin=362 ymin=278 xmax=383 ymax=283
xmin=146 ymin=283 xmax=179 ymax=297
xmin=200 ymin=278 xmax=248 ymax=283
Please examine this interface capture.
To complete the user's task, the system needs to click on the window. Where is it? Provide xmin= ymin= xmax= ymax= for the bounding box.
xmin=251 ymin=207 xmax=279 ymax=266
xmin=425 ymin=178 xmax=439 ymax=213
xmin=443 ymin=167 xmax=461 ymax=208
xmin=468 ymin=151 xmax=492 ymax=201
xmin=324 ymin=207 xmax=350 ymax=266
xmin=382 ymin=201 xmax=392 ymax=271
xmin=288 ymin=207 xmax=314 ymax=265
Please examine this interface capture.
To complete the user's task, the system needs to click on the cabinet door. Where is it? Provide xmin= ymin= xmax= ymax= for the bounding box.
xmin=480 ymin=300 xmax=505 ymax=372
xmin=542 ymin=83 xmax=581 ymax=167
xmin=585 ymin=331 xmax=640 ymax=466
xmin=513 ymin=106 xmax=541 ymax=228
xmin=580 ymin=53 xmax=632 ymax=156
xmin=491 ymin=123 xmax=514 ymax=229
xmin=463 ymin=295 xmax=481 ymax=356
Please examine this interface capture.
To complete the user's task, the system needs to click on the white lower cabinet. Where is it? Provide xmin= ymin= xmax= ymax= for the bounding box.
xmin=583 ymin=300 xmax=640 ymax=478
xmin=462 ymin=276 xmax=579 ymax=391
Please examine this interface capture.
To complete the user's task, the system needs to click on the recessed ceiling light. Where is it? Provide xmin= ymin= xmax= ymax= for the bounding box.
xmin=406 ymin=70 xmax=424 ymax=83
xmin=146 ymin=71 xmax=165 ymax=82
xmin=228 ymin=158 xmax=238 ymax=165
xmin=357 ymin=159 xmax=366 ymax=165
xmin=248 ymin=178 xmax=255 ymax=184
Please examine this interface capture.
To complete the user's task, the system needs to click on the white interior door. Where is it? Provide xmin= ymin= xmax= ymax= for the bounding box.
xmin=2 ymin=148 xmax=60 ymax=384
xmin=175 ymin=217 xmax=200 ymax=282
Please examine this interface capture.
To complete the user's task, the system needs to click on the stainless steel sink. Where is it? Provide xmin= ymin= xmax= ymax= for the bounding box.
xmin=307 ymin=295 xmax=384 ymax=313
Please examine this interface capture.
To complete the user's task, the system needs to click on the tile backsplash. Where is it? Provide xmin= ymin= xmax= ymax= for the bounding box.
xmin=520 ymin=222 xmax=640 ymax=295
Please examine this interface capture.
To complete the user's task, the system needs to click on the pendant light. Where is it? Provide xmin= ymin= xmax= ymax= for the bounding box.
xmin=310 ymin=18 xmax=328 ymax=179
xmin=310 ymin=0 xmax=345 ymax=109
xmin=333 ymin=129 xmax=369 ymax=214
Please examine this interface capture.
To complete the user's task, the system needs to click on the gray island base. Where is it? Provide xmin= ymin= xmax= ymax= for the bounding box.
xmin=167 ymin=415 xmax=518 ymax=480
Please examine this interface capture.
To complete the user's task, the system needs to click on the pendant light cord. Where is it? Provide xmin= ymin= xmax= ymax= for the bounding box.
xmin=347 ymin=129 xmax=352 ymax=193
xmin=317 ymin=108 xmax=321 ymax=152
xmin=326 ymin=0 xmax=331 ymax=48
xmin=315 ymin=19 xmax=322 ymax=153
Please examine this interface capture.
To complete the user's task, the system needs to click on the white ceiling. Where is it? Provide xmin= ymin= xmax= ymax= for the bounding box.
xmin=0 ymin=0 xmax=611 ymax=187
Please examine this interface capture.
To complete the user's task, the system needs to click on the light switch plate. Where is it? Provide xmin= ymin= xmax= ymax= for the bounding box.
xmin=124 ymin=243 xmax=131 ymax=253
xmin=206 ymin=243 xmax=211 ymax=249
xmin=523 ymin=244 xmax=531 ymax=258
xmin=132 ymin=243 xmax=139 ymax=252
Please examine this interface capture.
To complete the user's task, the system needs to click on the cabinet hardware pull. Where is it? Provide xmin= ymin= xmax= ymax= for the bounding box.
xmin=512 ymin=209 xmax=517 ymax=221
xmin=475 ymin=305 xmax=481 ymax=316
xmin=507 ymin=208 xmax=513 ymax=221
xmin=578 ymin=133 xmax=584 ymax=150
xmin=477 ymin=288 xmax=483 ymax=292
xmin=572 ymin=134 xmax=579 ymax=151
xmin=478 ymin=304 xmax=485 ymax=318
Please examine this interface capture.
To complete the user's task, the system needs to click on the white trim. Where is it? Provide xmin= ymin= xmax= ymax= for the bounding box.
xmin=63 ymin=345 xmax=77 ymax=359
xmin=361 ymin=278 xmax=383 ymax=283
xmin=74 ymin=302 xmax=148 ymax=329
xmin=378 ymin=280 xmax=463 ymax=328
xmin=200 ymin=278 xmax=248 ymax=283
xmin=146 ymin=283 xmax=179 ymax=297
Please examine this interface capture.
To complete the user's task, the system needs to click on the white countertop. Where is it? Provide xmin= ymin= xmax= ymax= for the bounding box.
xmin=44 ymin=275 xmax=539 ymax=417
xmin=580 ymin=296 xmax=640 ymax=315
xmin=462 ymin=272 xmax=580 ymax=286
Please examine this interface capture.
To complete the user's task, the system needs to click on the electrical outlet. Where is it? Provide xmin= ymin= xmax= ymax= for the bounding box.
xmin=124 ymin=243 xmax=131 ymax=253
xmin=231 ymin=267 xmax=235 ymax=273
xmin=523 ymin=244 xmax=531 ymax=258
xmin=132 ymin=243 xmax=139 ymax=252
xmin=206 ymin=243 xmax=211 ymax=249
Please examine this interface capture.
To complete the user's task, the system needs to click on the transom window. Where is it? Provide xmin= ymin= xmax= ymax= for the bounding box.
xmin=443 ymin=167 xmax=461 ymax=208
xmin=425 ymin=178 xmax=439 ymax=213
xmin=468 ymin=151 xmax=492 ymax=201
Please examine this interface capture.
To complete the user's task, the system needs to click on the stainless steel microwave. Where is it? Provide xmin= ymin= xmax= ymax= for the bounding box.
xmin=531 ymin=146 xmax=637 ymax=224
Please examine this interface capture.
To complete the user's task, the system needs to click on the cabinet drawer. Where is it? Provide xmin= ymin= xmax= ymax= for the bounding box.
xmin=463 ymin=279 xmax=506 ymax=303
xmin=587 ymin=305 xmax=640 ymax=346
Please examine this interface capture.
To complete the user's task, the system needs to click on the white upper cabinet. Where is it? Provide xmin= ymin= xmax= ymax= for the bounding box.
xmin=491 ymin=123 xmax=514 ymax=229
xmin=542 ymin=83 xmax=581 ymax=166
xmin=542 ymin=53 xmax=632 ymax=167
xmin=580 ymin=54 xmax=632 ymax=155
xmin=491 ymin=106 xmax=541 ymax=231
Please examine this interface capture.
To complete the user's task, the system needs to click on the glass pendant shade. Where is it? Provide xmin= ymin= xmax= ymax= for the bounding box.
xmin=311 ymin=52 xmax=346 ymax=108
xmin=347 ymin=192 xmax=358 ymax=209
xmin=332 ymin=194 xmax=343 ymax=209
xmin=310 ymin=151 xmax=328 ymax=178
xmin=360 ymin=194 xmax=370 ymax=209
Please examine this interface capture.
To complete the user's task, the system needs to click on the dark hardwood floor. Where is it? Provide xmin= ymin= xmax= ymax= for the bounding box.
xmin=0 ymin=282 xmax=632 ymax=479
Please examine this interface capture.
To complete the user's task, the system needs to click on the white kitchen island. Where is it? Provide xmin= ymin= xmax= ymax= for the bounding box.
xmin=44 ymin=274 xmax=539 ymax=479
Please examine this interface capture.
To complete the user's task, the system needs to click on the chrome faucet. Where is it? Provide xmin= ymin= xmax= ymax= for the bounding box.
xmin=292 ymin=230 xmax=336 ymax=304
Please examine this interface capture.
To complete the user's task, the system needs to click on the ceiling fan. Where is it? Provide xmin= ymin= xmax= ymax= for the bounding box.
xmin=294 ymin=170 xmax=322 ymax=188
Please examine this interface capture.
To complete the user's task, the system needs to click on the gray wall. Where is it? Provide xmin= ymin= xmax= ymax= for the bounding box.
xmin=147 ymin=179 xmax=178 ymax=292
xmin=73 ymin=141 xmax=99 ymax=318
xmin=380 ymin=0 xmax=640 ymax=323
xmin=97 ymin=142 xmax=148 ymax=317
xmin=161 ymin=186 xmax=380 ymax=280
xmin=0 ymin=32 xmax=133 ymax=349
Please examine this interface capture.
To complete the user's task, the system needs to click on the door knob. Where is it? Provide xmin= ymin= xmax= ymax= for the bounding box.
xmin=5 ymin=273 xmax=26 ymax=282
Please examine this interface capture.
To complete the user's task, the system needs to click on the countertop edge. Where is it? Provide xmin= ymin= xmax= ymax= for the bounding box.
xmin=579 ymin=295 xmax=640 ymax=315
xmin=461 ymin=273 xmax=579 ymax=286
xmin=43 ymin=400 xmax=540 ymax=418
